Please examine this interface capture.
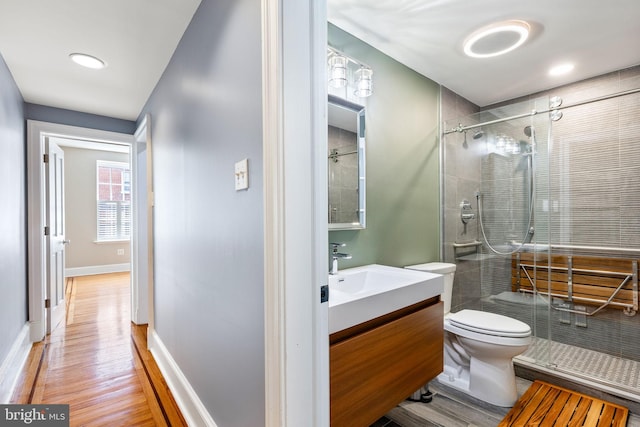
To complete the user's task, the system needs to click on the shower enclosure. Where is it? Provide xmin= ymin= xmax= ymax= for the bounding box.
xmin=441 ymin=80 xmax=640 ymax=401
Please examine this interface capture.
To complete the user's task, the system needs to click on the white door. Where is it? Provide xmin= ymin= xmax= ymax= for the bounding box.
xmin=46 ymin=139 xmax=66 ymax=334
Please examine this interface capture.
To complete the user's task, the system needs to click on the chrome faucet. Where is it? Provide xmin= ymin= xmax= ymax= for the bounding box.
xmin=330 ymin=242 xmax=352 ymax=275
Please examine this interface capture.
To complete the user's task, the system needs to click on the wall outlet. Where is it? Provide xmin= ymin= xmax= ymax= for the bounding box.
xmin=117 ymin=248 xmax=125 ymax=256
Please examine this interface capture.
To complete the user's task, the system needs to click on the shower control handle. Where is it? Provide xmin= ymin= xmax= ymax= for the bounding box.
xmin=460 ymin=199 xmax=476 ymax=224
xmin=461 ymin=213 xmax=476 ymax=222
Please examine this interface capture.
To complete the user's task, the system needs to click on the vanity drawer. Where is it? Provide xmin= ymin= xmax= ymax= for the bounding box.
xmin=330 ymin=300 xmax=443 ymax=427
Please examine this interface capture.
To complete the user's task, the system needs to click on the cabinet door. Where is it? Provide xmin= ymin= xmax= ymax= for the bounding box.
xmin=330 ymin=302 xmax=443 ymax=427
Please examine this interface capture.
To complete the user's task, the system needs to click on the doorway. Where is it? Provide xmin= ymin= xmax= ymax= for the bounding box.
xmin=27 ymin=120 xmax=149 ymax=342
xmin=55 ymin=138 xmax=133 ymax=333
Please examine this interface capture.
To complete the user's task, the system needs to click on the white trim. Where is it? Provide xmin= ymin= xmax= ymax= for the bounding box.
xmin=262 ymin=0 xmax=285 ymax=425
xmin=96 ymin=159 xmax=129 ymax=169
xmin=27 ymin=120 xmax=136 ymax=342
xmin=147 ymin=330 xmax=218 ymax=427
xmin=27 ymin=121 xmax=47 ymax=342
xmin=65 ymin=263 xmax=131 ymax=277
xmin=52 ymin=137 xmax=130 ymax=153
xmin=134 ymin=114 xmax=154 ymax=332
xmin=0 ymin=324 xmax=32 ymax=403
xmin=262 ymin=0 xmax=328 ymax=425
xmin=310 ymin=0 xmax=330 ymax=424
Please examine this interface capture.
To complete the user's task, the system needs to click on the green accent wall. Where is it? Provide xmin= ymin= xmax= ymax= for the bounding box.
xmin=329 ymin=24 xmax=441 ymax=269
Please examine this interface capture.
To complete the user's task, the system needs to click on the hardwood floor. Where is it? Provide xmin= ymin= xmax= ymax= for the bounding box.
xmin=10 ymin=273 xmax=186 ymax=427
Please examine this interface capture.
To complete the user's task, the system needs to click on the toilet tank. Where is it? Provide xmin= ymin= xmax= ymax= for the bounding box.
xmin=405 ymin=262 xmax=456 ymax=314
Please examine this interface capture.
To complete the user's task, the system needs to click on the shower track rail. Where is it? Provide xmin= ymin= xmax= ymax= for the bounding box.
xmin=512 ymin=253 xmax=639 ymax=317
xmin=443 ymin=86 xmax=640 ymax=135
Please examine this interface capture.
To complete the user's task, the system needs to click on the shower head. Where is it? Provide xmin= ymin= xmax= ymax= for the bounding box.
xmin=524 ymin=125 xmax=534 ymax=138
xmin=472 ymin=129 xmax=484 ymax=139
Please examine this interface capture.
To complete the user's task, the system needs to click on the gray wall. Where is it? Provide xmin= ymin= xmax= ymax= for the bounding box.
xmin=138 ymin=0 xmax=265 ymax=426
xmin=328 ymin=24 xmax=441 ymax=269
xmin=63 ymin=147 xmax=131 ymax=269
xmin=0 ymin=54 xmax=27 ymax=366
xmin=25 ymin=103 xmax=136 ymax=134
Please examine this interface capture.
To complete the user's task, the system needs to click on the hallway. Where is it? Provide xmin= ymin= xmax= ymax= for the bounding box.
xmin=10 ymin=273 xmax=186 ymax=426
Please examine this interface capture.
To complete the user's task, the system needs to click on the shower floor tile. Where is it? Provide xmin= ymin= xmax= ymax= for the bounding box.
xmin=518 ymin=337 xmax=640 ymax=396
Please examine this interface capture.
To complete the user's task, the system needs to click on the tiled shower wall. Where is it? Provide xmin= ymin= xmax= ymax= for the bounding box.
xmin=440 ymin=86 xmax=482 ymax=312
xmin=441 ymin=65 xmax=640 ymax=363
xmin=500 ymin=65 xmax=640 ymax=250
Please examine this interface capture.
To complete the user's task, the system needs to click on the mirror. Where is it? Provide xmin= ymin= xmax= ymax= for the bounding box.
xmin=328 ymin=95 xmax=366 ymax=230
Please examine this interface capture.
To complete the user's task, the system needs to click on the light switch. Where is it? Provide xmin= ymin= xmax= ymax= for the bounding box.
xmin=235 ymin=158 xmax=249 ymax=190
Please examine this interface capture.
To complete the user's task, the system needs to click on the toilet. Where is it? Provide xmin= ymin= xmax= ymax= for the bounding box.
xmin=406 ymin=262 xmax=531 ymax=407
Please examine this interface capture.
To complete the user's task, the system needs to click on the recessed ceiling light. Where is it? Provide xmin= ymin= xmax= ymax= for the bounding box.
xmin=463 ymin=20 xmax=530 ymax=58
xmin=69 ymin=53 xmax=107 ymax=70
xmin=548 ymin=63 xmax=574 ymax=76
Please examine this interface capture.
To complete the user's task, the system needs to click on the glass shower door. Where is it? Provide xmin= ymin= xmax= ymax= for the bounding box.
xmin=441 ymin=95 xmax=553 ymax=369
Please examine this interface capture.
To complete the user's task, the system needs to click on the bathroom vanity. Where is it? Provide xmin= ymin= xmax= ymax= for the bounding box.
xmin=328 ymin=265 xmax=444 ymax=426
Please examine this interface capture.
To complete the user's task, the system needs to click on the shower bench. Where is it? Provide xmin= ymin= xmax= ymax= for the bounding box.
xmin=511 ymin=252 xmax=639 ymax=316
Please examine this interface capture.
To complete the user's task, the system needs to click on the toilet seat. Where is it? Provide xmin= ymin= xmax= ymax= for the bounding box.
xmin=444 ymin=309 xmax=531 ymax=347
xmin=447 ymin=309 xmax=531 ymax=337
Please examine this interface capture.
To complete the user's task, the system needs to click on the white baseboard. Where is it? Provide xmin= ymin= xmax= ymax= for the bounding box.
xmin=65 ymin=263 xmax=131 ymax=277
xmin=148 ymin=328 xmax=218 ymax=427
xmin=0 ymin=324 xmax=32 ymax=403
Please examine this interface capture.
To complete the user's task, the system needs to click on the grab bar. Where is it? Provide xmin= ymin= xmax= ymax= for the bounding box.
xmin=510 ymin=241 xmax=640 ymax=255
xmin=452 ymin=240 xmax=482 ymax=248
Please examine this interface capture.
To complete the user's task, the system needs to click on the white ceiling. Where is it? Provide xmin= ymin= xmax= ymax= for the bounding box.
xmin=0 ymin=0 xmax=201 ymax=121
xmin=329 ymin=0 xmax=640 ymax=107
xmin=0 ymin=1 xmax=638 ymax=121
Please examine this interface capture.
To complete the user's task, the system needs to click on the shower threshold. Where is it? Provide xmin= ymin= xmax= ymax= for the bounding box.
xmin=515 ymin=337 xmax=640 ymax=405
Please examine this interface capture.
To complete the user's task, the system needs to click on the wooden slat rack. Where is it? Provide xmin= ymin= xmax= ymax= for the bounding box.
xmin=499 ymin=380 xmax=628 ymax=426
xmin=511 ymin=252 xmax=638 ymax=316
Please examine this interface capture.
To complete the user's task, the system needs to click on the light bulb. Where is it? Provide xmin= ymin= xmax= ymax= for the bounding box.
xmin=354 ymin=67 xmax=373 ymax=97
xmin=328 ymin=55 xmax=347 ymax=88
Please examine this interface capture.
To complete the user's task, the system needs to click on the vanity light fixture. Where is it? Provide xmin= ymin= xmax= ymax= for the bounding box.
xmin=463 ymin=20 xmax=530 ymax=58
xmin=327 ymin=47 xmax=373 ymax=98
xmin=69 ymin=53 xmax=107 ymax=69
xmin=328 ymin=54 xmax=348 ymax=88
xmin=548 ymin=63 xmax=575 ymax=76
xmin=354 ymin=66 xmax=373 ymax=97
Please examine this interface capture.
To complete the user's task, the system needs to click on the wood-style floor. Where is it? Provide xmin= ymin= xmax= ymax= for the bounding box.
xmin=374 ymin=378 xmax=640 ymax=427
xmin=10 ymin=273 xmax=187 ymax=427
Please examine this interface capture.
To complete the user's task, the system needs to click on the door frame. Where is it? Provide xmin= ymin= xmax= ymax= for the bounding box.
xmin=262 ymin=0 xmax=328 ymax=425
xmin=133 ymin=115 xmax=154 ymax=331
xmin=27 ymin=120 xmax=138 ymax=341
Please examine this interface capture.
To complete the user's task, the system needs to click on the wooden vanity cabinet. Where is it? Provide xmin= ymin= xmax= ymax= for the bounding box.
xmin=329 ymin=296 xmax=443 ymax=427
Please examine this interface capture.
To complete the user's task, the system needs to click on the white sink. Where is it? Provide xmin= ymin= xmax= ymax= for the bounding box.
xmin=328 ymin=264 xmax=444 ymax=334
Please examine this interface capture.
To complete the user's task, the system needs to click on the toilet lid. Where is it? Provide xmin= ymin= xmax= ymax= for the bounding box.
xmin=448 ymin=309 xmax=531 ymax=338
xmin=405 ymin=262 xmax=456 ymax=274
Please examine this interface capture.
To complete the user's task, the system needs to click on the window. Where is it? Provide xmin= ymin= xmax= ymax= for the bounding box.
xmin=97 ymin=161 xmax=131 ymax=241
